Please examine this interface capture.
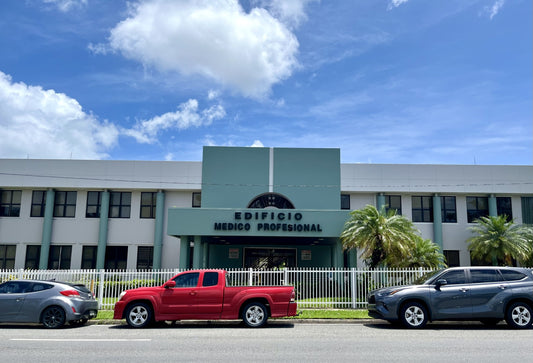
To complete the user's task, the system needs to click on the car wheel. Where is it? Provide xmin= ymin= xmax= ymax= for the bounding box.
xmin=505 ymin=302 xmax=532 ymax=329
xmin=400 ymin=302 xmax=428 ymax=329
xmin=242 ymin=302 xmax=268 ymax=328
xmin=125 ymin=302 xmax=152 ymax=328
xmin=41 ymin=306 xmax=66 ymax=329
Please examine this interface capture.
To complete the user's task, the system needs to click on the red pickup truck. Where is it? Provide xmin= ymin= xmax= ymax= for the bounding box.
xmin=114 ymin=269 xmax=297 ymax=328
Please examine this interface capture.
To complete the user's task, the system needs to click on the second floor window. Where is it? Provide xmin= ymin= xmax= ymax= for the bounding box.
xmin=467 ymin=196 xmax=488 ymax=223
xmin=86 ymin=191 xmax=102 ymax=218
xmin=441 ymin=196 xmax=457 ymax=223
xmin=0 ymin=190 xmax=21 ymax=217
xmin=412 ymin=196 xmax=433 ymax=222
xmin=384 ymin=195 xmax=401 ymax=215
xmin=341 ymin=194 xmax=351 ymax=210
xmin=110 ymin=192 xmax=131 ymax=218
xmin=31 ymin=190 xmax=46 ymax=217
xmin=497 ymin=197 xmax=512 ymax=221
xmin=140 ymin=192 xmax=157 ymax=219
xmin=54 ymin=191 xmax=77 ymax=218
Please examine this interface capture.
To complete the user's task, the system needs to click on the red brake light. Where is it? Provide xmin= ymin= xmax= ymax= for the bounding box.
xmin=60 ymin=290 xmax=80 ymax=297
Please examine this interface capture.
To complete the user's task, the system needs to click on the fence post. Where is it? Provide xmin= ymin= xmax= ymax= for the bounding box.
xmin=248 ymin=268 xmax=253 ymax=286
xmin=98 ymin=269 xmax=105 ymax=310
xmin=351 ymin=268 xmax=357 ymax=309
xmin=283 ymin=268 xmax=288 ymax=286
xmin=18 ymin=268 xmax=24 ymax=280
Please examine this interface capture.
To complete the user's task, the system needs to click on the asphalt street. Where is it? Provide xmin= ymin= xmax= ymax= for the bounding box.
xmin=0 ymin=321 xmax=532 ymax=362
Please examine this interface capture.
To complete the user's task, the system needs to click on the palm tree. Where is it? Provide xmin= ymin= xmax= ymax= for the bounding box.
xmin=467 ymin=215 xmax=533 ymax=266
xmin=341 ymin=205 xmax=419 ymax=268
xmin=396 ymin=236 xmax=447 ymax=269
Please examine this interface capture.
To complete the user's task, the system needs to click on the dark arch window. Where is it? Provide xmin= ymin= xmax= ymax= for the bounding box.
xmin=248 ymin=193 xmax=295 ymax=209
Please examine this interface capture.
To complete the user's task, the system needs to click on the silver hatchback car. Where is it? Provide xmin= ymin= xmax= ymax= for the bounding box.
xmin=368 ymin=267 xmax=533 ymax=329
xmin=0 ymin=280 xmax=98 ymax=328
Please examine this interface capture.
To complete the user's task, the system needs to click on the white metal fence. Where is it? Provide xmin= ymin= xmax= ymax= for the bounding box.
xmin=0 ymin=268 xmax=434 ymax=310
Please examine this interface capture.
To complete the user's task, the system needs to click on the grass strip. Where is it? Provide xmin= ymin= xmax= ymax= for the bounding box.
xmin=95 ymin=308 xmax=370 ymax=321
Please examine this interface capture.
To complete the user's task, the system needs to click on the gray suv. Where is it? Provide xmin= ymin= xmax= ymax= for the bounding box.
xmin=368 ymin=267 xmax=533 ymax=329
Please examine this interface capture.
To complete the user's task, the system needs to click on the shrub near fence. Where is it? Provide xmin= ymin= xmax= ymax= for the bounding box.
xmin=0 ymin=268 xmax=433 ymax=310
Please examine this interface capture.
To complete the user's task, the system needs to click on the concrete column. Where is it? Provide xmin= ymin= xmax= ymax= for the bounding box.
xmin=348 ymin=249 xmax=358 ymax=268
xmin=376 ymin=193 xmax=386 ymax=212
xmin=179 ymin=236 xmax=190 ymax=269
xmin=39 ymin=189 xmax=55 ymax=269
xmin=432 ymin=194 xmax=443 ymax=251
xmin=152 ymin=190 xmax=165 ymax=270
xmin=488 ymin=194 xmax=497 ymax=217
xmin=192 ymin=236 xmax=203 ymax=269
xmin=96 ymin=190 xmax=110 ymax=270
xmin=202 ymin=242 xmax=208 ymax=268
xmin=332 ymin=240 xmax=344 ymax=268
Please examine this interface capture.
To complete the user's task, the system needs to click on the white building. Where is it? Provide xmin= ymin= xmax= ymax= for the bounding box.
xmin=0 ymin=147 xmax=531 ymax=270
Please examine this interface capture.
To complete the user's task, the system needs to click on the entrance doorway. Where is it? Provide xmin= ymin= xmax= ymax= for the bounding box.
xmin=244 ymin=248 xmax=296 ymax=269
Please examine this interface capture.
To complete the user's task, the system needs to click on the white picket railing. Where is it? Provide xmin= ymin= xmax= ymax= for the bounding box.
xmin=0 ymin=268 xmax=434 ymax=310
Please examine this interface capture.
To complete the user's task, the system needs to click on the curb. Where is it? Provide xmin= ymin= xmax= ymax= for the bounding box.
xmin=88 ymin=318 xmax=378 ymax=326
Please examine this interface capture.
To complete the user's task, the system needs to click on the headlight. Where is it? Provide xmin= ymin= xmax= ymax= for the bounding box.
xmin=118 ymin=291 xmax=127 ymax=300
xmin=388 ymin=289 xmax=402 ymax=296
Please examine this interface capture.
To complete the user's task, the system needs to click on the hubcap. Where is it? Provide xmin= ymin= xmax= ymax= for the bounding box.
xmin=246 ymin=306 xmax=265 ymax=325
xmin=512 ymin=306 xmax=531 ymax=326
xmin=129 ymin=306 xmax=148 ymax=325
xmin=405 ymin=306 xmax=424 ymax=326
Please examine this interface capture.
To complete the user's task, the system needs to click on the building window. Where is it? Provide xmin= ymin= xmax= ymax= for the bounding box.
xmin=522 ymin=197 xmax=533 ymax=225
xmin=441 ymin=196 xmax=457 ymax=223
xmin=0 ymin=190 xmax=21 ymax=217
xmin=443 ymin=250 xmax=460 ymax=267
xmin=86 ymin=191 xmax=102 ymax=218
xmin=192 ymin=192 xmax=201 ymax=208
xmin=137 ymin=246 xmax=153 ymax=269
xmin=0 ymin=245 xmax=16 ymax=269
xmin=48 ymin=245 xmax=72 ymax=269
xmin=31 ymin=190 xmax=46 ymax=217
xmin=412 ymin=196 xmax=433 ymax=222
xmin=341 ymin=194 xmax=350 ymax=210
xmin=140 ymin=192 xmax=157 ymax=219
xmin=466 ymin=196 xmax=488 ymax=223
xmin=384 ymin=195 xmax=401 ymax=215
xmin=248 ymin=193 xmax=295 ymax=209
xmin=497 ymin=197 xmax=512 ymax=221
xmin=105 ymin=246 xmax=128 ymax=269
xmin=81 ymin=246 xmax=97 ymax=269
xmin=54 ymin=191 xmax=77 ymax=218
xmin=109 ymin=192 xmax=131 ymax=218
xmin=25 ymin=245 xmax=41 ymax=269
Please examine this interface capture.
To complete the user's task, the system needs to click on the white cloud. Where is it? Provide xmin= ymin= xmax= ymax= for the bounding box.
xmin=107 ymin=0 xmax=299 ymax=99
xmin=43 ymin=0 xmax=87 ymax=12
xmin=0 ymin=71 xmax=118 ymax=159
xmin=250 ymin=140 xmax=265 ymax=147
xmin=482 ymin=0 xmax=505 ymax=20
xmin=255 ymin=0 xmax=318 ymax=29
xmin=123 ymin=99 xmax=226 ymax=144
xmin=387 ymin=0 xmax=409 ymax=10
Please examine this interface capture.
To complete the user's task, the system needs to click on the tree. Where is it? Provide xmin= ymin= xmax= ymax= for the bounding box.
xmin=467 ymin=215 xmax=533 ymax=266
xmin=396 ymin=236 xmax=447 ymax=269
xmin=341 ymin=205 xmax=419 ymax=268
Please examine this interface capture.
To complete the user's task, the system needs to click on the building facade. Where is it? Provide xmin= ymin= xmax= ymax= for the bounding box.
xmin=0 ymin=146 xmax=531 ymax=270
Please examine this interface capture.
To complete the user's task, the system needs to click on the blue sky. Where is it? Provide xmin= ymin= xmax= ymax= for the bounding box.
xmin=0 ymin=0 xmax=531 ymax=164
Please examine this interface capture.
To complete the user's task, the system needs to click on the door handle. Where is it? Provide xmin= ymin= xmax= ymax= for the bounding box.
xmin=499 ymin=285 xmax=506 ymax=290
xmin=16 ymin=298 xmax=24 ymax=302
xmin=189 ymin=291 xmax=197 ymax=296
xmin=460 ymin=288 xmax=469 ymax=293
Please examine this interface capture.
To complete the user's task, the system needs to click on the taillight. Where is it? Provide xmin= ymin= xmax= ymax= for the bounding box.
xmin=290 ymin=290 xmax=295 ymax=302
xmin=60 ymin=289 xmax=81 ymax=297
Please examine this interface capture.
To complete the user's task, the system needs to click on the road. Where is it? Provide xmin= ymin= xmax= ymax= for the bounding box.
xmin=0 ymin=321 xmax=532 ymax=362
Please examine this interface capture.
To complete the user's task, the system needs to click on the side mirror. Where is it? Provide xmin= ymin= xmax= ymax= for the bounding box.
xmin=435 ymin=279 xmax=447 ymax=291
xmin=163 ymin=280 xmax=176 ymax=289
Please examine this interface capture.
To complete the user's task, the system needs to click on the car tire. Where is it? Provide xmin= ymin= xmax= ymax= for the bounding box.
xmin=400 ymin=302 xmax=428 ymax=329
xmin=505 ymin=302 xmax=532 ymax=329
xmin=242 ymin=302 xmax=268 ymax=328
xmin=125 ymin=302 xmax=153 ymax=328
xmin=41 ymin=306 xmax=66 ymax=329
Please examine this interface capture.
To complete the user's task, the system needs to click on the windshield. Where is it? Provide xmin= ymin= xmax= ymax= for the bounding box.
xmin=413 ymin=270 xmax=444 ymax=285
